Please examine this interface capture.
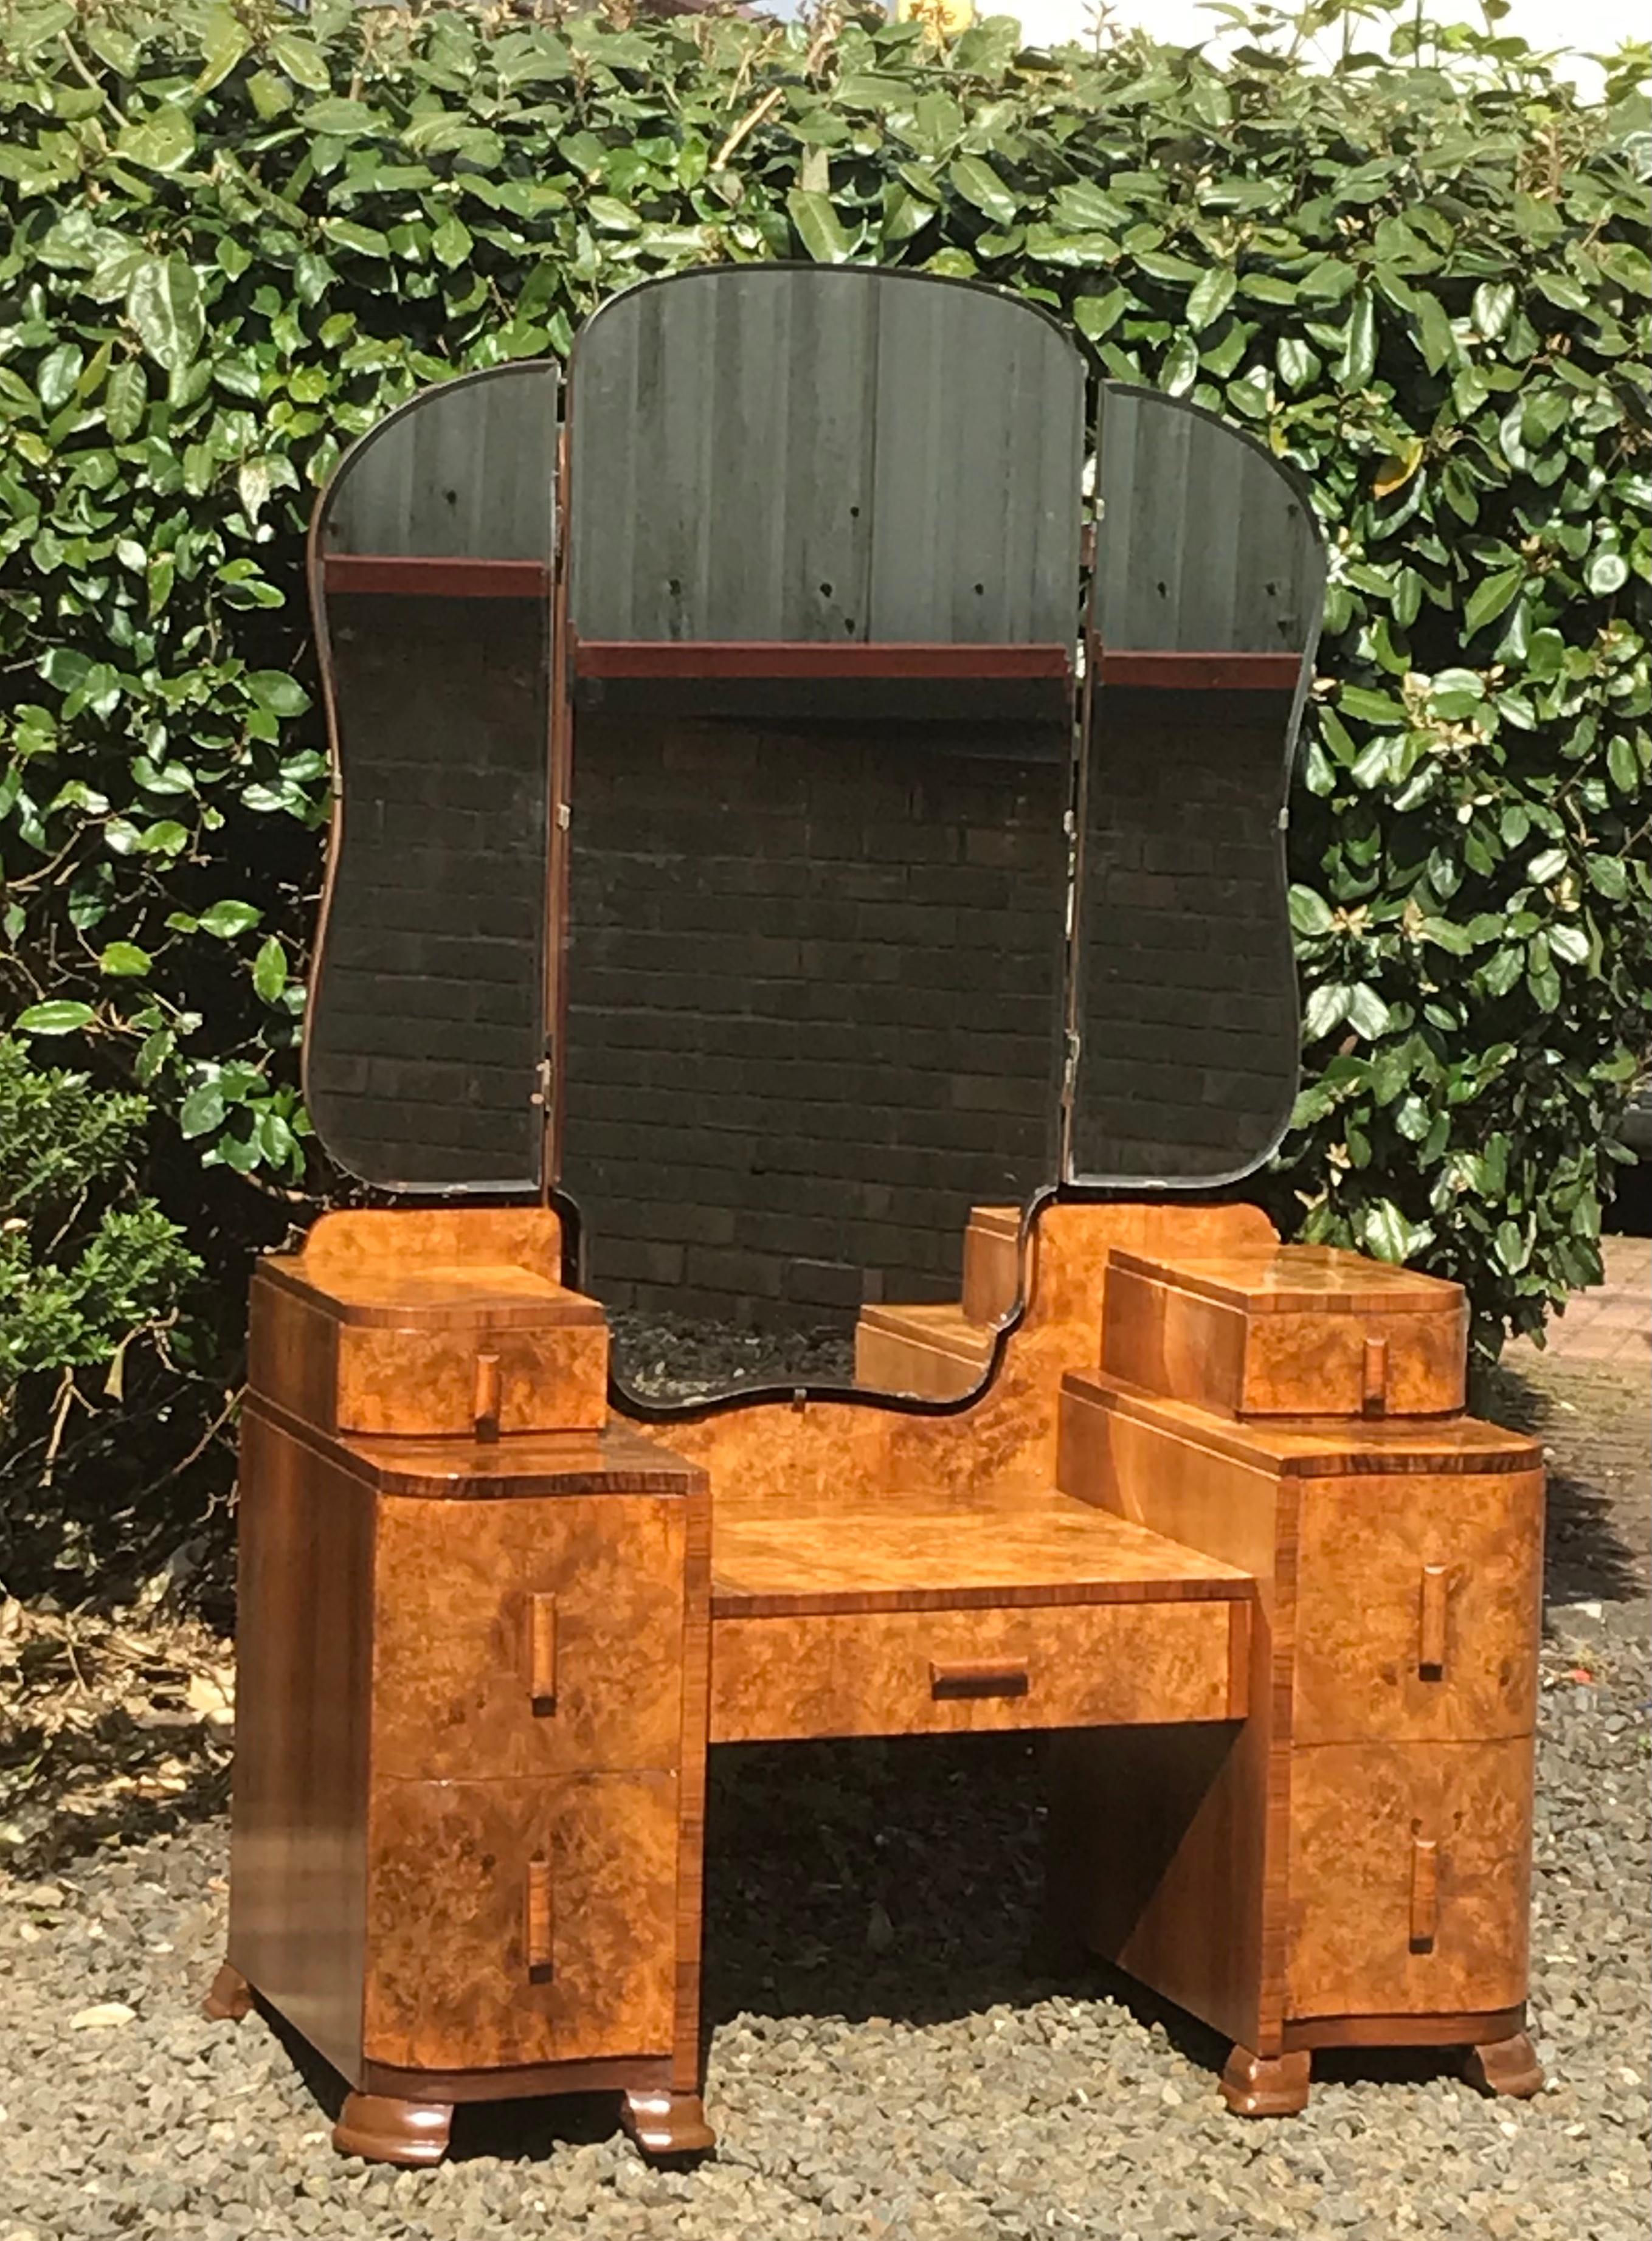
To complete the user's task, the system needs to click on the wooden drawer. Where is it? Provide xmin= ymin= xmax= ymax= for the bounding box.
xmin=710 ymin=1597 xmax=1248 ymax=1744
xmin=249 ymin=1258 xmax=609 ymax=1437
xmin=362 ymin=1772 xmax=678 ymax=2071
xmin=374 ymin=1494 xmax=686 ymax=1780
xmin=1102 ymin=1245 xmax=1466 ymax=1418
xmin=1294 ymin=1471 xmax=1543 ymax=1745
xmin=1285 ymin=1739 xmax=1533 ymax=2022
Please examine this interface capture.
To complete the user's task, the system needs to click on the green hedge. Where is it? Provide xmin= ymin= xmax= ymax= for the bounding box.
xmin=1 ymin=0 xmax=1648 ymax=1513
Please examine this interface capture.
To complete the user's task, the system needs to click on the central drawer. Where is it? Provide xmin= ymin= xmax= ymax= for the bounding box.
xmin=709 ymin=1597 xmax=1248 ymax=1743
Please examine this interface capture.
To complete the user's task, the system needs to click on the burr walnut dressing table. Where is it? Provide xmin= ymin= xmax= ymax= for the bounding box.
xmin=206 ymin=268 xmax=1546 ymax=2164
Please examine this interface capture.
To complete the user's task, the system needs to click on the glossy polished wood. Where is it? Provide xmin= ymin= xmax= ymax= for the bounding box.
xmin=711 ymin=1598 xmax=1246 ymax=1743
xmin=1220 ymin=2046 xmax=1312 ymax=2117
xmin=224 ymin=1192 xmax=1543 ymax=2149
xmin=251 ymin=1255 xmax=609 ymax=1439
xmin=202 ymin=1961 xmax=251 ymax=2023
xmin=961 ymin=1204 xmax=1021 ymax=1324
xmin=854 ymin=1304 xmax=994 ymax=1401
xmin=1284 ymin=1739 xmax=1533 ymax=2020
xmin=333 ymin=2093 xmax=452 ymax=2167
xmin=1101 ymin=1245 xmax=1468 ymax=1419
xmin=1464 ymin=2029 xmax=1544 ymax=2099
xmin=1049 ymin=1326 xmax=1543 ymax=2107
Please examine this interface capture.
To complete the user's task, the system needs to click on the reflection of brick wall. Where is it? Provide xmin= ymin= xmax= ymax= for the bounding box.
xmin=1071 ymin=688 xmax=1298 ymax=1181
xmin=561 ymin=716 xmax=1068 ymax=1322
xmin=308 ymin=593 xmax=548 ymax=1189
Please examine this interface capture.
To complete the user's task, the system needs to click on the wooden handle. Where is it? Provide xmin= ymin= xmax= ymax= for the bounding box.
xmin=1419 ymin=1562 xmax=1450 ymax=1676
xmin=1409 ymin=1832 xmax=1439 ymax=1951
xmin=473 ymin=1349 xmax=501 ymax=1441
xmin=525 ymin=1856 xmax=553 ymax=1977
xmin=525 ymin=1592 xmax=558 ymax=1706
xmin=1362 ymin=1334 xmax=1388 ymax=1416
xmin=929 ymin=1657 xmax=1029 ymax=1701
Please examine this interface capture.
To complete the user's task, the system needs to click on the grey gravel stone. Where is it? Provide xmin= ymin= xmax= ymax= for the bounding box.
xmin=1 ymin=1597 xmax=1645 ymax=2240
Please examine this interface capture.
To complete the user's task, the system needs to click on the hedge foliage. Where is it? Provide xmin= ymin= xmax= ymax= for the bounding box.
xmin=1 ymin=0 xmax=1649 ymax=1578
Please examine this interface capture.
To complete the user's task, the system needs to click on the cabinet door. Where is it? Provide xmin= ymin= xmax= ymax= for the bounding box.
xmin=363 ymin=1772 xmax=678 ymax=2070
xmin=1285 ymin=1739 xmax=1532 ymax=2022
xmin=1293 ymin=1471 xmax=1541 ymax=1744
xmin=375 ymin=1495 xmax=685 ymax=1780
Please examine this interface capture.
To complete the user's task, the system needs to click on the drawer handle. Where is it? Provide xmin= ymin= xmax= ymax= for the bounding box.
xmin=1362 ymin=1335 xmax=1388 ymax=1417
xmin=1418 ymin=1563 xmax=1450 ymax=1677
xmin=929 ymin=1657 xmax=1029 ymax=1701
xmin=525 ymin=1856 xmax=553 ymax=1979
xmin=525 ymin=1592 xmax=558 ymax=1708
xmin=474 ymin=1349 xmax=501 ymax=1442
xmin=1409 ymin=1831 xmax=1439 ymax=1952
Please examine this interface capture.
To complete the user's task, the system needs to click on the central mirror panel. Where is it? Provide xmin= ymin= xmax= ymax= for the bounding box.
xmin=558 ymin=270 xmax=1083 ymax=1405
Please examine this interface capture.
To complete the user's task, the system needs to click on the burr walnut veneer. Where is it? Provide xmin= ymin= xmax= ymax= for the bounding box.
xmin=217 ymin=1198 xmax=1545 ymax=2159
xmin=211 ymin=266 xmax=1540 ymax=2173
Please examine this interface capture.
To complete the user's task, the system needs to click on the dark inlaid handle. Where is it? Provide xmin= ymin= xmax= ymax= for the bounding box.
xmin=525 ymin=1856 xmax=553 ymax=1977
xmin=474 ymin=1348 xmax=501 ymax=1441
xmin=1419 ymin=1562 xmax=1450 ymax=1677
xmin=1409 ymin=1833 xmax=1439 ymax=1952
xmin=929 ymin=1657 xmax=1029 ymax=1701
xmin=525 ymin=1592 xmax=558 ymax=1707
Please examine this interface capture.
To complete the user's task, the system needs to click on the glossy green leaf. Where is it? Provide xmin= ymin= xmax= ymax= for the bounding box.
xmin=14 ymin=1001 xmax=95 ymax=1035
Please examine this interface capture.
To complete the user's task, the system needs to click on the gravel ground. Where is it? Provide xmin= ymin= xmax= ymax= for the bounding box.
xmin=1 ymin=1360 xmax=1645 ymax=2241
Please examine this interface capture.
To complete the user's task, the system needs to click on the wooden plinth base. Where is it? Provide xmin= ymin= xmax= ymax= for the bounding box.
xmin=201 ymin=1962 xmax=252 ymax=2023
xmin=619 ymin=2088 xmax=716 ymax=2156
xmin=1464 ymin=2031 xmax=1544 ymax=2100
xmin=1220 ymin=2045 xmax=1312 ymax=2117
xmin=333 ymin=2092 xmax=454 ymax=2166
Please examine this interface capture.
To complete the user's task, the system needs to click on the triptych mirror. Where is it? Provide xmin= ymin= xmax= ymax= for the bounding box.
xmin=305 ymin=268 xmax=1325 ymax=1407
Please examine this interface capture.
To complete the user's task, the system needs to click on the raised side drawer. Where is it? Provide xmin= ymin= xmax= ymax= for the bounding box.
xmin=249 ymin=1260 xmax=609 ymax=1437
xmin=710 ymin=1598 xmax=1248 ymax=1744
xmin=1294 ymin=1471 xmax=1543 ymax=1745
xmin=374 ymin=1494 xmax=686 ymax=1780
xmin=362 ymin=1772 xmax=678 ymax=2071
xmin=1285 ymin=1738 xmax=1533 ymax=2022
xmin=1102 ymin=1245 xmax=1467 ymax=1418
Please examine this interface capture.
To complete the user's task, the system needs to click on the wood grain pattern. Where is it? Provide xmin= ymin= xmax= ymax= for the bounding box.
xmin=668 ymin=1468 xmax=712 ymax=2099
xmin=373 ymin=1493 xmax=686 ymax=1780
xmin=853 ymin=1304 xmax=994 ymax=1401
xmin=226 ymin=1406 xmax=375 ymax=2084
xmin=1291 ymin=1471 xmax=1543 ymax=1744
xmin=333 ymin=2093 xmax=453 ymax=2167
xmin=658 ymin=1201 xmax=1278 ymax=1508
xmin=710 ymin=1487 xmax=1254 ymax=1617
xmin=299 ymin=1206 xmax=566 ymax=1286
xmin=362 ymin=1772 xmax=679 ymax=2071
xmin=710 ymin=1597 xmax=1247 ymax=1743
xmin=1284 ymin=1739 xmax=1534 ymax=2020
xmin=1069 ymin=1372 xmax=1540 ymax=1477
xmin=252 ymin=1252 xmax=609 ymax=1438
xmin=1282 ymin=2004 xmax=1526 ymax=2053
xmin=1219 ymin=2046 xmax=1312 ymax=2116
xmin=1049 ymin=1380 xmax=1291 ymax=2054
xmin=961 ymin=1204 xmax=1021 ymax=1324
xmin=1101 ymin=1246 xmax=1467 ymax=1419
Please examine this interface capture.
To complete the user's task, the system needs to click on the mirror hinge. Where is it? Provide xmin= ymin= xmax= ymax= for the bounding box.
xmin=530 ymin=1037 xmax=555 ymax=1111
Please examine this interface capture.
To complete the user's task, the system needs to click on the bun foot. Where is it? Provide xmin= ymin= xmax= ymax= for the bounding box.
xmin=1465 ymin=2030 xmax=1544 ymax=2100
xmin=332 ymin=2091 xmax=453 ymax=2166
xmin=1220 ymin=2045 xmax=1312 ymax=2117
xmin=620 ymin=2088 xmax=716 ymax=2157
xmin=201 ymin=1961 xmax=252 ymax=2023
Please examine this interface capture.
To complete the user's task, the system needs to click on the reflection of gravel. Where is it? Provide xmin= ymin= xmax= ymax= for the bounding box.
xmin=609 ymin=1311 xmax=855 ymax=1403
xmin=0 ymin=1603 xmax=1644 ymax=2241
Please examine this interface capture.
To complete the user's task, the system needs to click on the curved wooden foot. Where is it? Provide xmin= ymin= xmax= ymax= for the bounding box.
xmin=1220 ymin=2045 xmax=1312 ymax=2117
xmin=201 ymin=1961 xmax=252 ymax=2023
xmin=332 ymin=2091 xmax=453 ymax=2166
xmin=1465 ymin=2030 xmax=1544 ymax=2101
xmin=619 ymin=2088 xmax=716 ymax=2158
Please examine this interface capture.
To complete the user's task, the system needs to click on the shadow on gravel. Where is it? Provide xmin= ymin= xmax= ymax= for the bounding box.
xmin=1475 ymin=1361 xmax=1648 ymax=1607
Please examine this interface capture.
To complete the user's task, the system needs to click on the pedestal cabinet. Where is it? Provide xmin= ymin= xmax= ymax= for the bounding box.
xmin=1049 ymin=1243 xmax=1544 ymax=2113
xmin=210 ymin=1210 xmax=713 ymax=2162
